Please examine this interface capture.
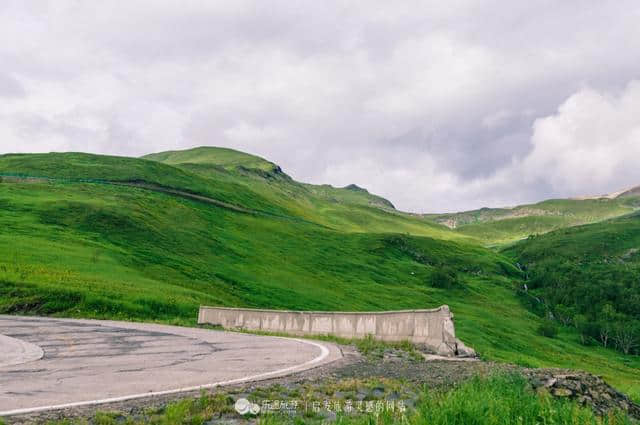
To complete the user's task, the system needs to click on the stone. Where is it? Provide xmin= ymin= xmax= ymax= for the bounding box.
xmin=371 ymin=387 xmax=385 ymax=398
xmin=333 ymin=391 xmax=347 ymax=400
xmin=553 ymin=388 xmax=573 ymax=397
xmin=525 ymin=369 xmax=640 ymax=420
xmin=455 ymin=339 xmax=476 ymax=358
xmin=387 ymin=391 xmax=400 ymax=401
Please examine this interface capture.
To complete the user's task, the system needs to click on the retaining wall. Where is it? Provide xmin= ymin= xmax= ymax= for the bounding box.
xmin=198 ymin=305 xmax=459 ymax=356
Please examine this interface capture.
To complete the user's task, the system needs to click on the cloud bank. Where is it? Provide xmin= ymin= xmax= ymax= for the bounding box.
xmin=1 ymin=1 xmax=640 ymax=212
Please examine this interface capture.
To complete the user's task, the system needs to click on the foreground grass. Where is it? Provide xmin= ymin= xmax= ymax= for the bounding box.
xmin=408 ymin=374 xmax=634 ymax=425
xmin=40 ymin=374 xmax=635 ymax=425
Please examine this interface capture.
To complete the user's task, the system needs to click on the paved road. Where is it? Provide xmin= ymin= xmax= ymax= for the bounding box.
xmin=0 ymin=315 xmax=341 ymax=416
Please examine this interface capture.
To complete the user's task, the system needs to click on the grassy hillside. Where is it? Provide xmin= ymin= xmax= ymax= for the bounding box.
xmin=144 ymin=147 xmax=453 ymax=238
xmin=0 ymin=148 xmax=638 ymax=401
xmin=0 ymin=152 xmax=289 ymax=216
xmin=426 ymin=198 xmax=640 ymax=245
xmin=503 ymin=213 xmax=640 ymax=354
xmin=144 ymin=146 xmax=282 ymax=174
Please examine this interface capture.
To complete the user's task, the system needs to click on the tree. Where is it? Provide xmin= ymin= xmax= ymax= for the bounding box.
xmin=597 ymin=304 xmax=617 ymax=348
xmin=598 ymin=321 xmax=612 ymax=348
xmin=554 ymin=304 xmax=575 ymax=327
xmin=574 ymin=314 xmax=598 ymax=345
xmin=613 ymin=321 xmax=639 ymax=355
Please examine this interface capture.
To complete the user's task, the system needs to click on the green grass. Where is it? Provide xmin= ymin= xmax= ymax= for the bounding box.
xmin=144 ymin=147 xmax=456 ymax=238
xmin=143 ymin=145 xmax=281 ymax=173
xmin=0 ymin=148 xmax=639 ymax=403
xmin=217 ymin=329 xmax=424 ymax=361
xmin=407 ymin=374 xmax=634 ymax=425
xmin=0 ymin=149 xmax=463 ymax=240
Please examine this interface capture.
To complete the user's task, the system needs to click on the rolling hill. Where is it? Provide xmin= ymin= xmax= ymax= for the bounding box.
xmin=503 ymin=212 xmax=640 ymax=354
xmin=425 ymin=195 xmax=640 ymax=245
xmin=0 ymin=146 xmax=638 ymax=400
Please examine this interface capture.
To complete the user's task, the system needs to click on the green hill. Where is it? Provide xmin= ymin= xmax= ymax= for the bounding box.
xmin=503 ymin=213 xmax=640 ymax=354
xmin=0 ymin=147 xmax=638 ymax=400
xmin=144 ymin=147 xmax=443 ymax=237
xmin=144 ymin=146 xmax=281 ymax=173
xmin=426 ymin=197 xmax=640 ymax=245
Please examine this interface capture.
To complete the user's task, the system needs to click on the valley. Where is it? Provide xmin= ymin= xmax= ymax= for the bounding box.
xmin=1 ymin=146 xmax=639 ymax=414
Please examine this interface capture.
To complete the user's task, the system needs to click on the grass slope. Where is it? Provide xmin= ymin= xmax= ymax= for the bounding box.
xmin=144 ymin=146 xmax=281 ymax=173
xmin=144 ymin=147 xmax=454 ymax=238
xmin=503 ymin=213 xmax=640 ymax=350
xmin=0 ymin=149 xmax=638 ymax=401
xmin=427 ymin=198 xmax=640 ymax=246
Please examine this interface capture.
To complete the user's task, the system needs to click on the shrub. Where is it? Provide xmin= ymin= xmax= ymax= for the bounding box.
xmin=538 ymin=320 xmax=558 ymax=338
xmin=431 ymin=266 xmax=458 ymax=289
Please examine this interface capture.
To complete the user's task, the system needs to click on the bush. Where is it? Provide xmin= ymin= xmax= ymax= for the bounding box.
xmin=431 ymin=266 xmax=458 ymax=289
xmin=538 ymin=320 xmax=558 ymax=338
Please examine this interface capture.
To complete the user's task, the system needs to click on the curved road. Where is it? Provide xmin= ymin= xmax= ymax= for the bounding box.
xmin=0 ymin=315 xmax=341 ymax=416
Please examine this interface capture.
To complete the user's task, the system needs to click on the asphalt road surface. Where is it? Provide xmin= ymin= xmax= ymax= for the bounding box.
xmin=0 ymin=315 xmax=341 ymax=416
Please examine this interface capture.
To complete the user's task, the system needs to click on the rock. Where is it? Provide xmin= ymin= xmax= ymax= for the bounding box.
xmin=356 ymin=390 xmax=368 ymax=401
xmin=525 ymin=369 xmax=640 ymax=420
xmin=333 ymin=391 xmax=347 ymax=400
xmin=455 ymin=339 xmax=477 ymax=358
xmin=553 ymin=388 xmax=573 ymax=397
xmin=371 ymin=387 xmax=385 ymax=398
xmin=387 ymin=391 xmax=400 ymax=401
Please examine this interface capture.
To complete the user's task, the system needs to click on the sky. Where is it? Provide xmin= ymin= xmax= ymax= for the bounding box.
xmin=1 ymin=1 xmax=640 ymax=212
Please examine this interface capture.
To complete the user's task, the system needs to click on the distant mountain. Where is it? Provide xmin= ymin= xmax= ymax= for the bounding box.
xmin=424 ymin=191 xmax=640 ymax=245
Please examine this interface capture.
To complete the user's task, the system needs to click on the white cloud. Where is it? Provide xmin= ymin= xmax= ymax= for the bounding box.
xmin=521 ymin=81 xmax=640 ymax=196
xmin=1 ymin=1 xmax=640 ymax=212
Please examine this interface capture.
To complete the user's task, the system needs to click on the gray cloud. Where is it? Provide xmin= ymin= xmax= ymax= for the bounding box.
xmin=1 ymin=1 xmax=640 ymax=212
xmin=0 ymin=74 xmax=26 ymax=98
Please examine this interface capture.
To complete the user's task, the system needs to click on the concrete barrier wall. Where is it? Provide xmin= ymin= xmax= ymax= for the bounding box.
xmin=198 ymin=305 xmax=459 ymax=356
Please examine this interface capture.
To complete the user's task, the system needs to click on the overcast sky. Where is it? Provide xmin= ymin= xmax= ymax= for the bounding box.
xmin=2 ymin=1 xmax=640 ymax=212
